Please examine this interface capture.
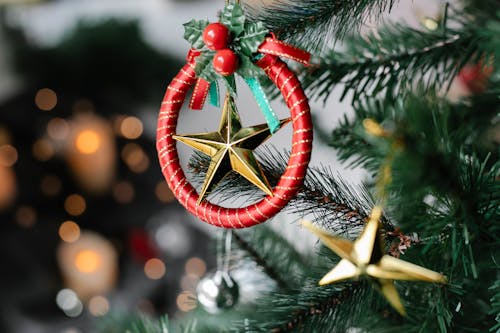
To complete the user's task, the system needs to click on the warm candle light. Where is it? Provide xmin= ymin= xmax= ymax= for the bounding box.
xmin=57 ymin=231 xmax=118 ymax=300
xmin=75 ymin=130 xmax=101 ymax=154
xmin=75 ymin=250 xmax=101 ymax=273
xmin=66 ymin=114 xmax=116 ymax=194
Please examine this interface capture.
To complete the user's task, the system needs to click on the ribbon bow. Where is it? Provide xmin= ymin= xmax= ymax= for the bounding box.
xmin=188 ymin=35 xmax=310 ymax=133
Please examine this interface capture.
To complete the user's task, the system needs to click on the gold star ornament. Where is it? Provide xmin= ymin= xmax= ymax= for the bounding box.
xmin=174 ymin=94 xmax=290 ymax=204
xmin=303 ymin=206 xmax=446 ymax=315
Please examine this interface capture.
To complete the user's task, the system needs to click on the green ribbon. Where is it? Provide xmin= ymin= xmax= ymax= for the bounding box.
xmin=209 ymin=81 xmax=220 ymax=108
xmin=245 ymin=77 xmax=280 ymax=133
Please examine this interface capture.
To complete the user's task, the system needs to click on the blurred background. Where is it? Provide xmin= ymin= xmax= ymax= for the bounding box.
xmin=0 ymin=0 xmax=446 ymax=332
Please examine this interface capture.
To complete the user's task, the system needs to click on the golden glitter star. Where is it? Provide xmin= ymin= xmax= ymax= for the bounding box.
xmin=303 ymin=206 xmax=446 ymax=315
xmin=174 ymin=94 xmax=289 ymax=204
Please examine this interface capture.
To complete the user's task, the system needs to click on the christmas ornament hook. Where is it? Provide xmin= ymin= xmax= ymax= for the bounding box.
xmin=216 ymin=229 xmax=233 ymax=275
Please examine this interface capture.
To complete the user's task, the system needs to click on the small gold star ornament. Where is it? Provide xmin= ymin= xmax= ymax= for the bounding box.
xmin=174 ymin=94 xmax=289 ymax=204
xmin=303 ymin=206 xmax=446 ymax=315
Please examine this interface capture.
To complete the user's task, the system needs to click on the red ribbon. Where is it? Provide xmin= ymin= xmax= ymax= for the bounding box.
xmin=186 ymin=49 xmax=201 ymax=62
xmin=258 ymin=34 xmax=310 ymax=66
xmin=189 ymin=77 xmax=210 ymax=110
xmin=187 ymin=34 xmax=310 ymax=110
xmin=186 ymin=49 xmax=210 ymax=110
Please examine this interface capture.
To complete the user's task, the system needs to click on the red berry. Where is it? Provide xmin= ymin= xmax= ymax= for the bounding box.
xmin=203 ymin=23 xmax=230 ymax=50
xmin=458 ymin=63 xmax=493 ymax=94
xmin=213 ymin=49 xmax=239 ymax=76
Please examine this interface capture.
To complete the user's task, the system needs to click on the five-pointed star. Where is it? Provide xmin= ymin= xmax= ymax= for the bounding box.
xmin=174 ymin=94 xmax=290 ymax=204
xmin=303 ymin=206 xmax=446 ymax=315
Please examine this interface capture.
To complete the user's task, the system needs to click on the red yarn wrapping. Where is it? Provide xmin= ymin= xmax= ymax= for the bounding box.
xmin=156 ymin=56 xmax=313 ymax=228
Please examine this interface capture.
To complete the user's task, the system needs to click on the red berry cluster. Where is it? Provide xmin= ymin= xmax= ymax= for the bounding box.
xmin=202 ymin=23 xmax=238 ymax=76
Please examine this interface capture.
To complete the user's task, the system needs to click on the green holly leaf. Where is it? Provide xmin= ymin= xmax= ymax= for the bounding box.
xmin=238 ymin=22 xmax=269 ymax=55
xmin=220 ymin=4 xmax=245 ymax=36
xmin=237 ymin=55 xmax=264 ymax=79
xmin=200 ymin=66 xmax=219 ymax=84
xmin=194 ymin=52 xmax=218 ymax=82
xmin=183 ymin=19 xmax=209 ymax=49
xmin=221 ymin=74 xmax=237 ymax=96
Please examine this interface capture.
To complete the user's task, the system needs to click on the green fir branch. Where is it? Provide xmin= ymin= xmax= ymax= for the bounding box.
xmin=245 ymin=0 xmax=396 ymax=51
xmin=187 ymin=148 xmax=395 ymax=236
xmin=233 ymin=225 xmax=308 ymax=290
xmin=325 ymin=91 xmax=499 ymax=331
xmin=490 ymin=280 xmax=500 ymax=332
xmin=127 ymin=317 xmax=170 ymax=333
xmin=330 ymin=91 xmax=499 ymax=230
xmin=98 ymin=315 xmax=171 ymax=333
xmin=301 ymin=15 xmax=485 ymax=104
xmin=479 ymin=11 xmax=500 ymax=69
xmin=264 ymin=284 xmax=361 ymax=333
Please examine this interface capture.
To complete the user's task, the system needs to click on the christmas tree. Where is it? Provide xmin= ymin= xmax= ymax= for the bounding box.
xmin=118 ymin=0 xmax=499 ymax=331
xmin=0 ymin=0 xmax=498 ymax=332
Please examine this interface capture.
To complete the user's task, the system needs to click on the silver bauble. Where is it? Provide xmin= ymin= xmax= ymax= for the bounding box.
xmin=196 ymin=270 xmax=239 ymax=313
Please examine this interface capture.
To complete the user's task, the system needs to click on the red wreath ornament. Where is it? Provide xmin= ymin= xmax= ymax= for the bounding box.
xmin=157 ymin=24 xmax=312 ymax=228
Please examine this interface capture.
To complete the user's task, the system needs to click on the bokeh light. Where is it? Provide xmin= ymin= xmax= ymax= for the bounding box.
xmin=32 ymin=139 xmax=55 ymax=161
xmin=176 ymin=291 xmax=197 ymax=312
xmin=144 ymin=258 xmax=166 ymax=280
xmin=57 ymin=231 xmax=118 ymax=300
xmin=0 ymin=145 xmax=18 ymax=167
xmin=59 ymin=221 xmax=81 ymax=243
xmin=423 ymin=17 xmax=439 ymax=30
xmin=41 ymin=174 xmax=62 ymax=196
xmin=75 ymin=250 xmax=101 ymax=273
xmin=88 ymin=295 xmax=110 ymax=317
xmin=35 ymin=88 xmax=58 ymax=111
xmin=185 ymin=257 xmax=207 ymax=277
xmin=121 ymin=143 xmax=149 ymax=173
xmin=75 ymin=130 xmax=101 ymax=154
xmin=56 ymin=288 xmax=83 ymax=317
xmin=15 ymin=206 xmax=37 ymax=228
xmin=0 ymin=165 xmax=16 ymax=210
xmin=154 ymin=222 xmax=191 ymax=258
xmin=120 ymin=116 xmax=143 ymax=139
xmin=47 ymin=118 xmax=70 ymax=140
xmin=112 ymin=181 xmax=135 ymax=204
xmin=155 ymin=181 xmax=175 ymax=203
xmin=64 ymin=194 xmax=86 ymax=216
